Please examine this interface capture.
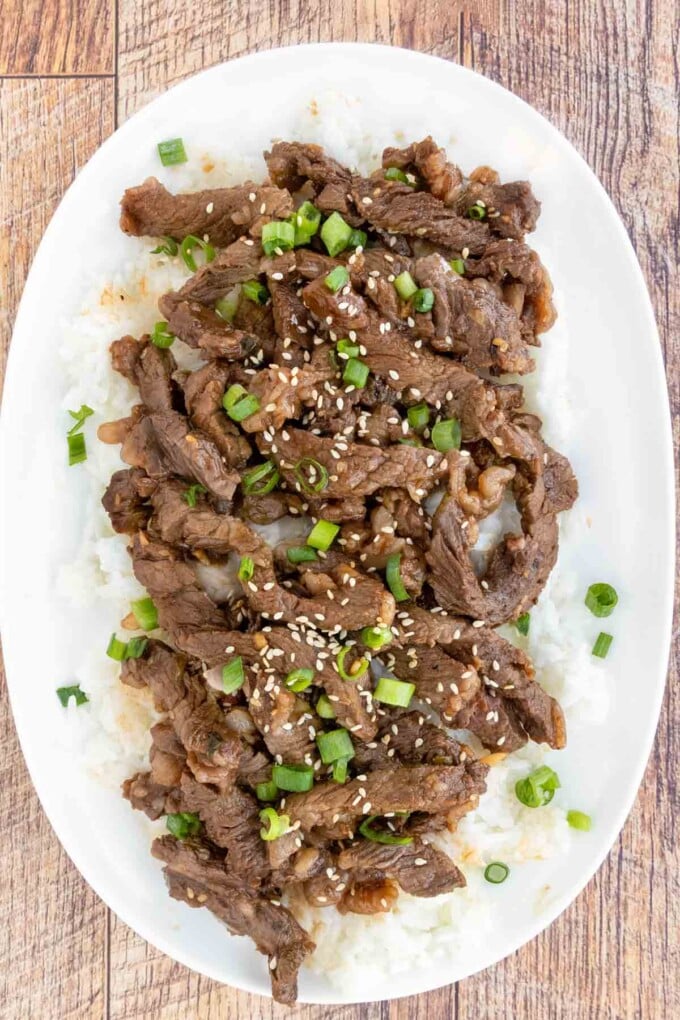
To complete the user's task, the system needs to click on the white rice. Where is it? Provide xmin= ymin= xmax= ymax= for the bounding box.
xmin=56 ymin=92 xmax=609 ymax=990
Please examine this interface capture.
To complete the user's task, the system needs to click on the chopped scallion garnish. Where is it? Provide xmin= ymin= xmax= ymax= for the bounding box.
xmin=126 ymin=636 xmax=148 ymax=660
xmin=180 ymin=234 xmax=215 ymax=272
xmin=242 ymin=460 xmax=279 ymax=495
xmin=238 ymin=557 xmax=255 ymax=582
xmin=157 ymin=138 xmax=188 ymax=166
xmin=316 ymin=727 xmax=355 ymax=764
xmin=567 ymin=810 xmax=592 ymax=831
xmin=373 ymin=676 xmax=415 ymax=708
xmin=106 ymin=634 xmax=128 ymax=662
xmin=467 ymin=202 xmax=487 ymax=220
xmin=215 ymin=293 xmax=239 ymax=322
xmin=515 ymin=613 xmax=530 ymax=636
xmin=285 ymin=668 xmax=315 ymax=693
xmin=166 ymin=812 xmax=201 ymax=839
xmin=256 ymin=779 xmax=278 ymax=801
xmin=150 ymin=236 xmax=178 ymax=256
xmin=316 ymin=694 xmax=336 ymax=719
xmin=272 ymin=763 xmax=314 ymax=793
xmin=585 ymin=583 xmax=618 ymax=618
xmin=150 ymin=321 xmax=175 ymax=348
xmin=261 ymin=220 xmax=295 ymax=256
xmin=413 ymin=287 xmax=434 ymax=313
xmin=307 ymin=519 xmax=339 ymax=551
xmin=592 ymin=632 xmax=613 ymax=658
xmin=336 ymin=338 xmax=360 ymax=359
xmin=293 ymin=201 xmax=321 ymax=246
xmin=67 ymin=404 xmax=94 ymax=435
xmin=259 ymin=807 xmax=290 ymax=841
xmin=67 ymin=432 xmax=87 ymax=466
xmin=484 ymin=861 xmax=509 ymax=884
xmin=222 ymin=657 xmax=245 ymax=695
xmin=359 ymin=815 xmax=413 ymax=845
xmin=360 ymin=625 xmax=393 ymax=650
xmin=222 ymin=384 xmax=260 ymax=422
xmin=394 ymin=271 xmax=418 ymax=301
xmin=407 ymin=402 xmax=430 ymax=432
xmin=348 ymin=228 xmax=367 ymax=250
xmin=56 ymin=684 xmax=88 ymax=708
xmin=384 ymin=166 xmax=412 ymax=185
xmin=332 ymin=757 xmax=349 ymax=783
xmin=131 ymin=597 xmax=158 ymax=631
xmin=287 ymin=545 xmax=318 ymax=565
xmin=320 ymin=212 xmax=353 ymax=257
xmin=431 ymin=418 xmax=462 ymax=452
xmin=515 ymin=765 xmax=561 ymax=808
xmin=325 ymin=265 xmax=349 ymax=293
xmin=385 ymin=553 xmax=409 ymax=602
xmin=242 ymin=279 xmax=269 ymax=304
xmin=336 ymin=644 xmax=369 ymax=682
xmin=183 ymin=483 xmax=207 ymax=508
xmin=449 ymin=258 xmax=465 ymax=275
xmin=343 ymin=357 xmax=369 ymax=389
xmin=294 ymin=457 xmax=329 ymax=494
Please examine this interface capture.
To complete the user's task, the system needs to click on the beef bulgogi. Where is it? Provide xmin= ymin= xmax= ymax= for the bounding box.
xmin=102 ymin=136 xmax=576 ymax=1003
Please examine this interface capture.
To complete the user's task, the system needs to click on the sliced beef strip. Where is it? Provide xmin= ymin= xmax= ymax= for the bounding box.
xmin=152 ymin=835 xmax=314 ymax=1005
xmin=413 ymin=254 xmax=533 ymax=375
xmin=451 ymin=686 xmax=528 ymax=753
xmin=159 ymin=292 xmax=259 ymax=361
xmin=267 ymin=279 xmax=316 ymax=362
xmin=176 ymin=237 xmax=264 ymax=305
xmin=337 ymin=839 xmax=465 ymax=897
xmin=264 ymin=141 xmax=362 ymax=225
xmin=182 ymin=361 xmax=252 ymax=467
xmin=248 ymin=674 xmax=317 ymax=764
xmin=259 ymin=427 xmax=448 ymax=502
xmin=120 ymin=177 xmax=293 ymax=246
xmin=102 ymin=467 xmax=152 ymax=534
xmin=122 ymin=409 xmax=241 ymax=503
xmin=386 ymin=644 xmax=481 ymax=723
xmin=285 ymin=761 xmax=488 ymax=839
xmin=382 ymin=136 xmax=464 ymax=206
xmin=122 ymin=722 xmax=186 ymax=820
xmin=301 ymin=274 xmax=370 ymax=334
xmin=351 ymin=176 xmax=490 ymax=255
xmin=352 ymin=711 xmax=472 ymax=771
xmin=239 ymin=364 xmax=333 ymax=433
xmin=459 ymin=166 xmax=541 ymax=240
xmin=110 ymin=334 xmax=178 ymax=411
xmin=465 ymin=237 xmax=556 ymax=336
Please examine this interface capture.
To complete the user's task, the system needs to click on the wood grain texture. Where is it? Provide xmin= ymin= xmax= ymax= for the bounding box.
xmin=0 ymin=0 xmax=115 ymax=75
xmin=1 ymin=1 xmax=679 ymax=1018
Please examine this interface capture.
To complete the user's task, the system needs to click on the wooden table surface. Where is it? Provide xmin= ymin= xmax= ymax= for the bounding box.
xmin=1 ymin=2 xmax=678 ymax=1018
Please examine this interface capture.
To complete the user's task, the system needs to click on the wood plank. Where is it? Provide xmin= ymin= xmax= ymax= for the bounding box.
xmin=0 ymin=0 xmax=115 ymax=75
xmin=0 ymin=76 xmax=115 ymax=1019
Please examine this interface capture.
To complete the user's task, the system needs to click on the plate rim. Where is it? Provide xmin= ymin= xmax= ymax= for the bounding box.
xmin=0 ymin=40 xmax=675 ymax=1004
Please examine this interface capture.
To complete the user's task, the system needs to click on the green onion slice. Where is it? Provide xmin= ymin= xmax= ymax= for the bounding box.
xmin=316 ymin=727 xmax=355 ymax=764
xmin=316 ymin=694 xmax=336 ymax=719
xmin=242 ymin=279 xmax=269 ymax=304
xmin=484 ymin=861 xmax=509 ymax=884
xmin=183 ymin=483 xmax=207 ymax=508
xmin=321 ymin=212 xmax=353 ymax=257
xmin=180 ymin=234 xmax=215 ymax=272
xmin=307 ymin=519 xmax=339 ymax=551
xmin=67 ymin=404 xmax=94 ymax=435
xmin=332 ymin=757 xmax=349 ymax=784
xmin=125 ymin=636 xmax=148 ymax=660
xmin=285 ymin=668 xmax=315 ymax=693
xmin=468 ymin=202 xmax=487 ymax=220
xmin=150 ymin=236 xmax=178 ymax=256
xmin=567 ymin=810 xmax=592 ymax=831
xmin=166 ymin=812 xmax=201 ymax=839
xmin=431 ymin=418 xmax=462 ymax=452
xmin=222 ymin=657 xmax=245 ymax=695
xmin=157 ymin=138 xmax=187 ymax=166
xmin=273 ymin=763 xmax=314 ymax=793
xmin=67 ymin=432 xmax=87 ymax=466
xmin=592 ymin=632 xmax=613 ymax=658
xmin=287 ymin=545 xmax=318 ymax=565
xmin=256 ymin=779 xmax=278 ymax=801
xmin=222 ymin=385 xmax=260 ymax=422
xmin=360 ymin=625 xmax=393 ymax=650
xmin=449 ymin=258 xmax=465 ymax=275
xmin=131 ymin=597 xmax=158 ymax=631
xmin=151 ymin=321 xmax=175 ymax=348
xmin=242 ymin=460 xmax=279 ymax=495
xmin=515 ymin=765 xmax=561 ymax=808
xmin=336 ymin=644 xmax=370 ymax=682
xmin=394 ymin=270 xmax=418 ymax=301
xmin=238 ymin=557 xmax=255 ymax=582
xmin=515 ymin=613 xmax=530 ymax=636
xmin=325 ymin=265 xmax=349 ymax=292
xmin=56 ymin=684 xmax=88 ymax=708
xmin=293 ymin=201 xmax=321 ymax=245
xmin=359 ymin=815 xmax=413 ymax=845
xmin=337 ymin=338 xmax=360 ymax=360
xmin=407 ymin=402 xmax=430 ymax=432
xmin=215 ymin=293 xmax=239 ymax=322
xmin=585 ymin=583 xmax=618 ymax=618
xmin=348 ymin=228 xmax=367 ymax=250
xmin=106 ymin=633 xmax=128 ymax=662
xmin=343 ymin=357 xmax=369 ymax=389
xmin=261 ymin=220 xmax=295 ymax=256
xmin=259 ymin=807 xmax=290 ymax=841
xmin=386 ymin=553 xmax=409 ymax=602
xmin=413 ymin=287 xmax=434 ymax=313
xmin=294 ymin=457 xmax=329 ymax=494
xmin=373 ymin=676 xmax=415 ymax=708
xmin=384 ymin=166 xmax=412 ymax=185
